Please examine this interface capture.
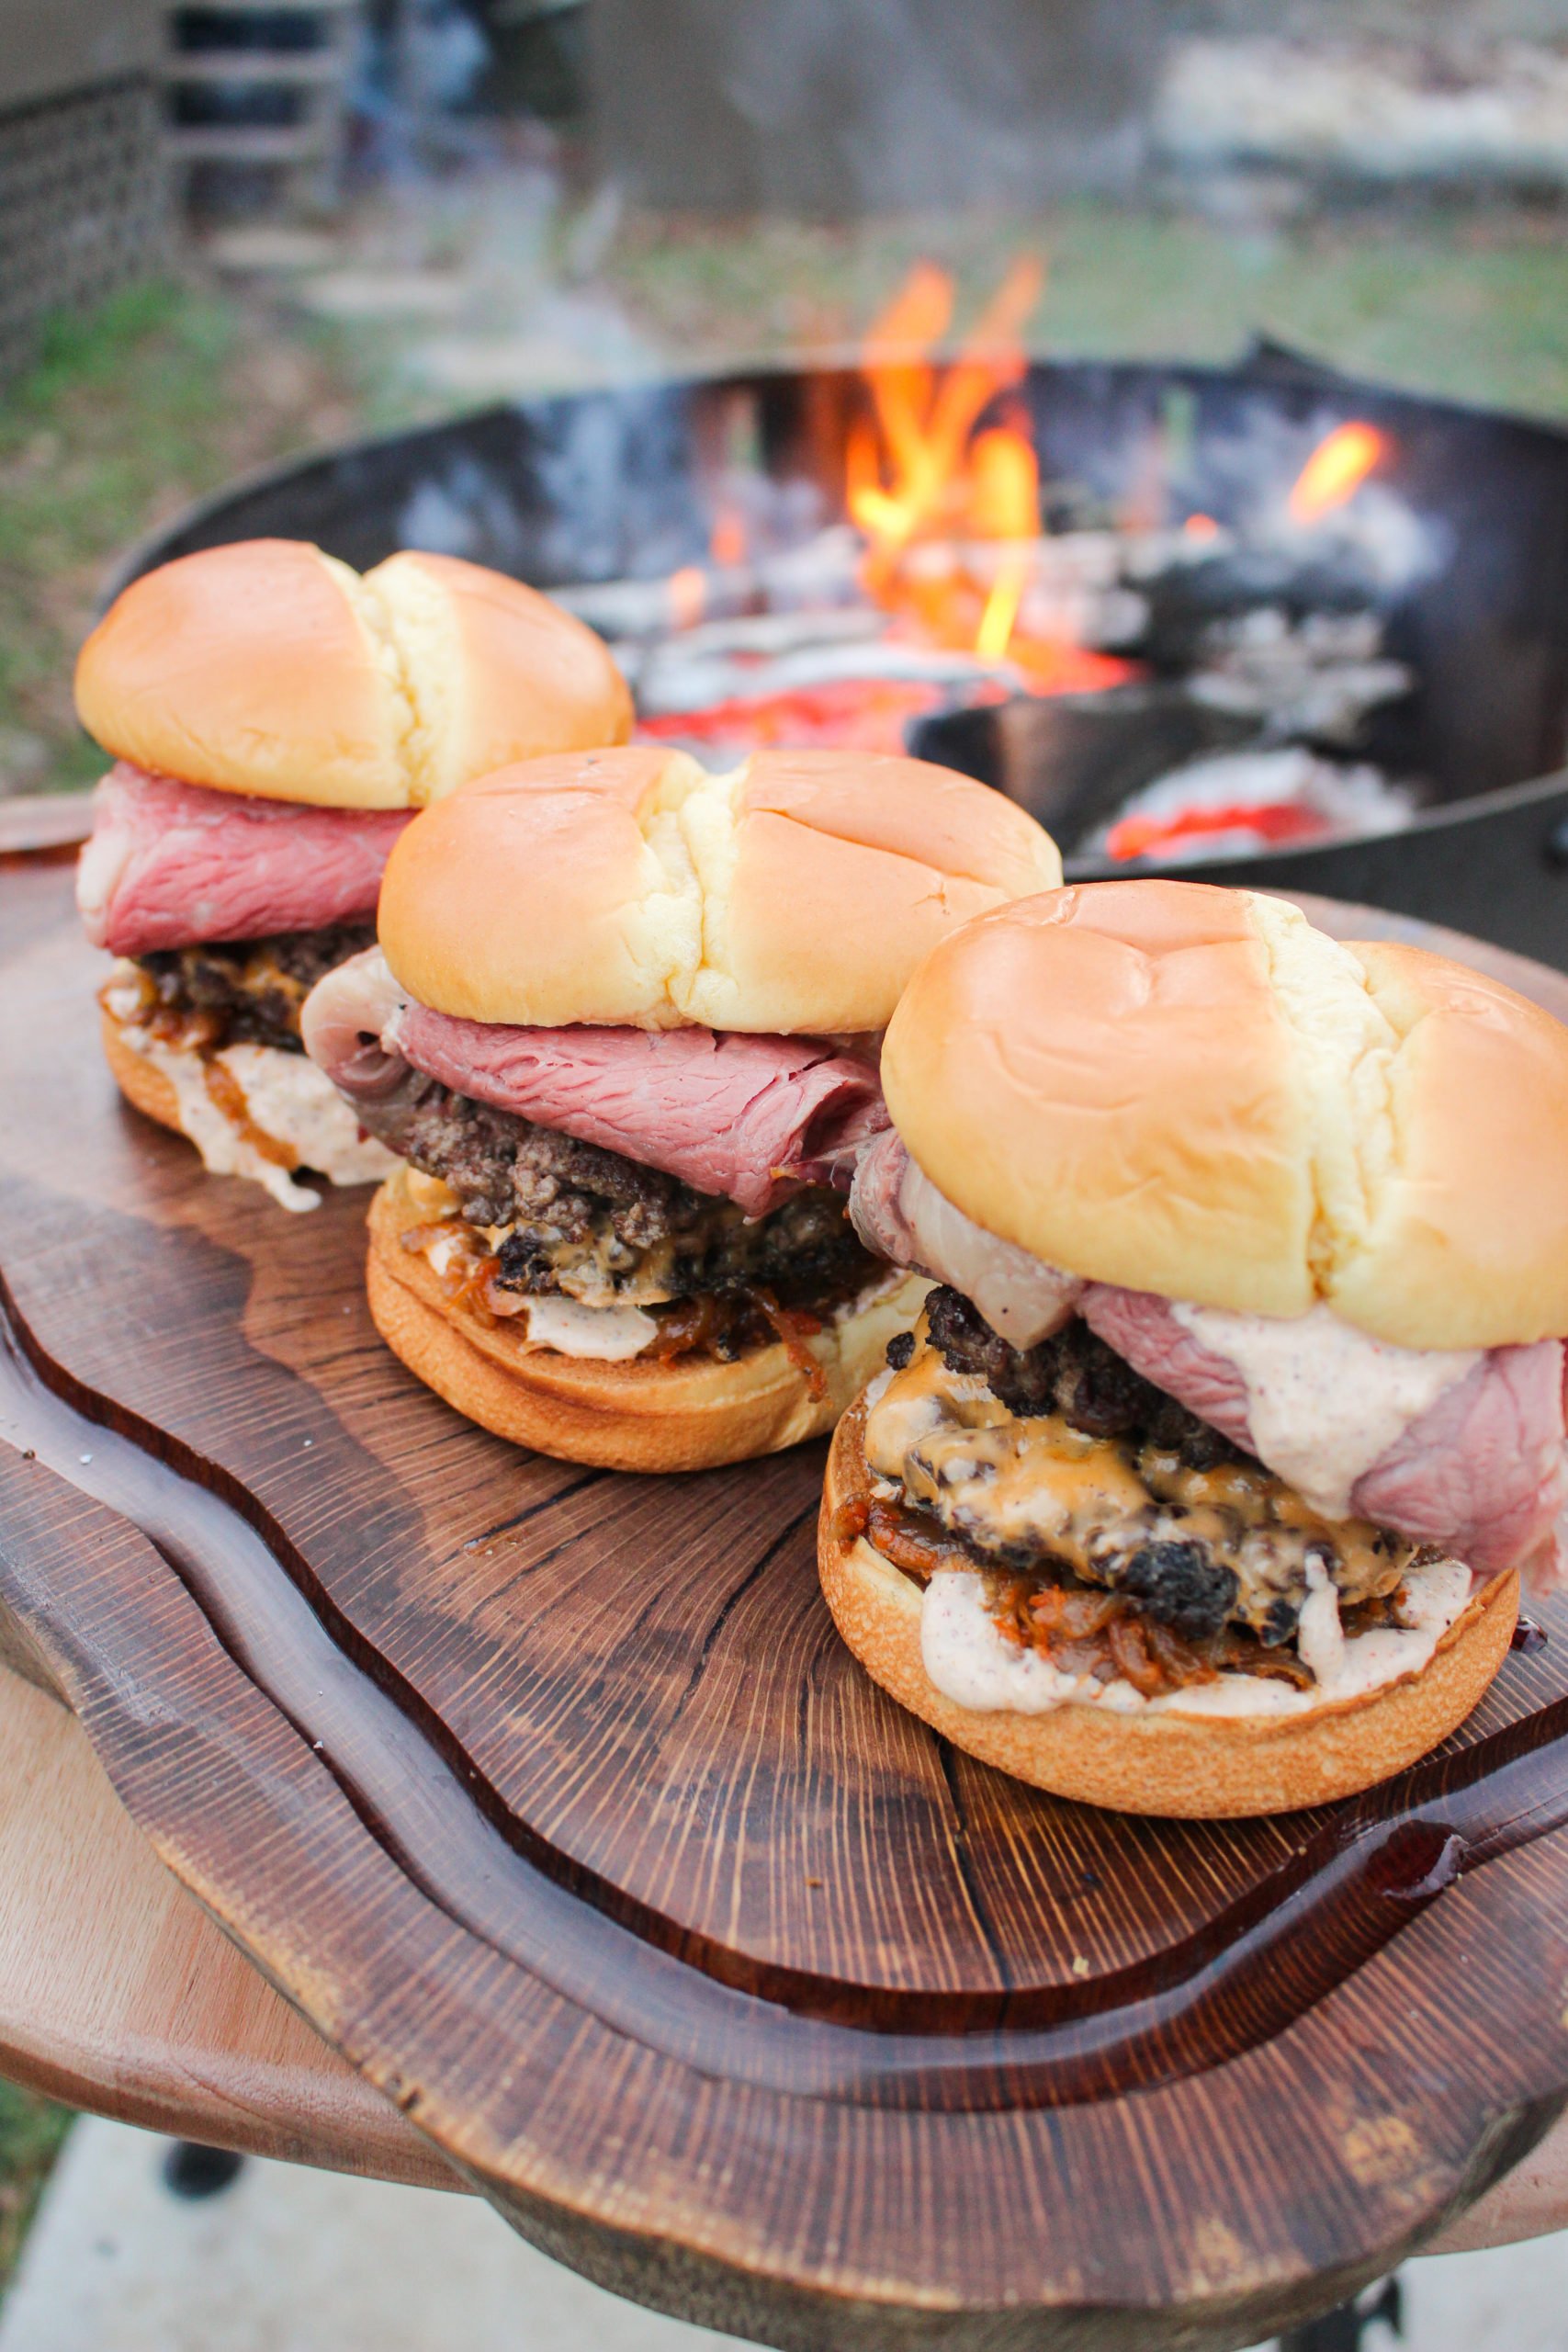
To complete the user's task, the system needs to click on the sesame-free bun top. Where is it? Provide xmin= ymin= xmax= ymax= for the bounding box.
xmin=376 ymin=743 xmax=1064 ymax=1036
xmin=73 ymin=539 xmax=632 ymax=809
xmin=881 ymin=878 xmax=1568 ymax=1351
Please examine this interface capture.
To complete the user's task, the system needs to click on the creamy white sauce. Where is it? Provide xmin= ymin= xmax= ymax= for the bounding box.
xmin=415 ymin=1228 xmax=655 ymax=1357
xmin=1293 ymin=1558 xmax=1345 ymax=1687
xmin=918 ymin=1555 xmax=1475 ymax=1721
xmin=120 ymin=1027 xmax=397 ymax=1212
xmin=1171 ymin=1297 xmax=1480 ymax=1519
xmin=519 ymin=1294 xmax=659 ymax=1361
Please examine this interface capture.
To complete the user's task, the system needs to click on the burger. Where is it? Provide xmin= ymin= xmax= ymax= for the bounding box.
xmin=822 ymin=879 xmax=1568 ymax=1815
xmin=76 ymin=538 xmax=631 ymax=1208
xmin=301 ymin=743 xmax=1063 ymax=1471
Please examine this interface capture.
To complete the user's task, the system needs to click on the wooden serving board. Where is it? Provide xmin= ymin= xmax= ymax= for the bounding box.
xmin=4 ymin=826 xmax=1568 ymax=2351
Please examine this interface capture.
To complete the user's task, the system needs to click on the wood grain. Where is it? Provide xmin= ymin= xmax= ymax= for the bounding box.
xmin=3 ymin=856 xmax=1568 ymax=2347
xmin=0 ymin=1664 xmax=455 ymax=2189
xmin=0 ymin=793 xmax=93 ymax=860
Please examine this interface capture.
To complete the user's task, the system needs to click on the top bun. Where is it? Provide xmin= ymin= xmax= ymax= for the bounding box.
xmin=376 ymin=744 xmax=1063 ymax=1036
xmin=74 ymin=539 xmax=633 ymax=810
xmin=882 ymin=878 xmax=1568 ymax=1351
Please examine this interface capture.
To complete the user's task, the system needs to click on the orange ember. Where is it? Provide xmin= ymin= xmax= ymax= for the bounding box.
xmin=1288 ymin=422 xmax=1385 ymax=524
xmin=668 ymin=564 xmax=706 ymax=628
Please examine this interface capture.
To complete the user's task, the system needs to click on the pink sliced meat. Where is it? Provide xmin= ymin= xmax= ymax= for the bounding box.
xmin=302 ymin=948 xmax=887 ymax=1218
xmin=1354 ymin=1344 xmax=1568 ymax=1581
xmin=1080 ymin=1283 xmax=1565 ymax=1583
xmin=77 ymin=763 xmax=412 ymax=955
xmin=394 ymin=1001 xmax=886 ymax=1217
xmin=849 ymin=1129 xmax=1080 ymax=1347
xmin=1080 ymin=1286 xmax=1256 ymax=1452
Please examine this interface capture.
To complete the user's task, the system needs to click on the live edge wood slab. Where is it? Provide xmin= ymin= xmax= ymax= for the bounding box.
xmin=3 ymin=820 xmax=1568 ymax=2352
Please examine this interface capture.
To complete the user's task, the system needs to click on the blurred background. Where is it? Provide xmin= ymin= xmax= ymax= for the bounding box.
xmin=5 ymin=6 xmax=1568 ymax=2346
xmin=6 ymin=0 xmax=1568 ymax=810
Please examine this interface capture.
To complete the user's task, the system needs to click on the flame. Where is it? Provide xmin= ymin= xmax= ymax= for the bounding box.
xmin=844 ymin=256 xmax=1059 ymax=668
xmin=971 ymin=426 xmax=1039 ymax=659
xmin=1183 ymin=511 xmax=1220 ymax=539
xmin=710 ymin=503 xmax=747 ymax=568
xmin=1288 ymin=422 xmax=1385 ymax=524
xmin=668 ymin=565 xmax=706 ymax=629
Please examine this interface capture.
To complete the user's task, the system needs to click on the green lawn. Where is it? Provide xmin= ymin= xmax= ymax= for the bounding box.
xmin=0 ymin=2083 xmax=72 ymax=2300
xmin=601 ymin=199 xmax=1568 ymax=418
xmin=0 ymin=277 xmax=389 ymax=795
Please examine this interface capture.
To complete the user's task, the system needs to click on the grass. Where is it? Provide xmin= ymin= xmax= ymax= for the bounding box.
xmin=0 ymin=2084 xmax=72 ymax=2300
xmin=601 ymin=198 xmax=1568 ymax=420
xmin=0 ymin=276 xmax=390 ymax=794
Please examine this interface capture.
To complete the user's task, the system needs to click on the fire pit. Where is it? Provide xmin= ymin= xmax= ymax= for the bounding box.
xmin=109 ymin=288 xmax=1568 ymax=967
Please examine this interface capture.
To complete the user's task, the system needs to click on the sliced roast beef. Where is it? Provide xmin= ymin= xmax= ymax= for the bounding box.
xmin=1353 ymin=1344 xmax=1568 ymax=1581
xmin=1080 ymin=1284 xmax=1564 ymax=1583
xmin=303 ymin=948 xmax=887 ymax=1218
xmin=78 ymin=764 xmax=412 ymax=956
xmin=1078 ymin=1288 xmax=1255 ymax=1453
xmin=849 ymin=1128 xmax=1081 ymax=1347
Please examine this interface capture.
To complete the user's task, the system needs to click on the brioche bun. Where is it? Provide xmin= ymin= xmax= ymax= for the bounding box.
xmin=367 ymin=1170 xmax=929 ymax=1473
xmin=881 ymin=879 xmax=1568 ymax=1351
xmin=74 ymin=540 xmax=631 ymax=810
xmin=376 ymin=744 xmax=1063 ymax=1035
xmin=820 ymin=1401 xmax=1517 ymax=1817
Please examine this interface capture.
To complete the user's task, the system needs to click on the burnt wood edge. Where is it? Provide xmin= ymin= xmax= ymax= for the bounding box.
xmin=6 ymin=1272 xmax=1568 ymax=2118
xmin=469 ymin=2090 xmax=1568 ymax=2352
xmin=0 ymin=796 xmax=93 ymax=862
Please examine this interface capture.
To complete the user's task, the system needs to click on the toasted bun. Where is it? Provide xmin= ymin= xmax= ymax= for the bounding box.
xmin=367 ymin=1170 xmax=929 ymax=1472
xmin=882 ymin=879 xmax=1568 ymax=1349
xmin=376 ymin=743 xmax=1062 ymax=1034
xmin=101 ymin=1004 xmax=184 ymax=1136
xmin=74 ymin=540 xmax=632 ymax=810
xmin=820 ymin=1400 xmax=1517 ymax=1817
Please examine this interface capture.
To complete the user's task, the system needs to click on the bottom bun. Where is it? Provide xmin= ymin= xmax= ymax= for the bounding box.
xmin=819 ymin=1398 xmax=1518 ymax=1817
xmin=102 ymin=1004 xmax=185 ymax=1138
xmin=367 ymin=1171 xmax=929 ymax=1474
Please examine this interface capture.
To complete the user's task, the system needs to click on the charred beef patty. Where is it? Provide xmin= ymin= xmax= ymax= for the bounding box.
xmin=131 ymin=924 xmax=375 ymax=1054
xmin=921 ymin=1287 xmax=1242 ymax=1470
xmin=865 ymin=1292 xmax=1423 ymax=1690
xmin=383 ymin=1080 xmax=879 ymax=1345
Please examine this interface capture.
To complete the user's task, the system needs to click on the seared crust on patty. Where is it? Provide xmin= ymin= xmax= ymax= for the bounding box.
xmin=132 ymin=923 xmax=375 ymax=1053
xmin=360 ymin=1078 xmax=877 ymax=1309
xmin=368 ymin=1167 xmax=928 ymax=1472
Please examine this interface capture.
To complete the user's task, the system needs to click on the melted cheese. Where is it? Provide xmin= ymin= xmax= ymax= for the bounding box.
xmin=1171 ymin=1298 xmax=1479 ymax=1519
xmin=409 ymin=1220 xmax=926 ymax=1365
xmin=865 ymin=1333 xmax=1409 ymax=1632
xmin=919 ymin=1554 xmax=1474 ymax=1720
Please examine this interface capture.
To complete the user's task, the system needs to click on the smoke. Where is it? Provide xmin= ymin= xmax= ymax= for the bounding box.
xmin=588 ymin=0 xmax=1164 ymax=216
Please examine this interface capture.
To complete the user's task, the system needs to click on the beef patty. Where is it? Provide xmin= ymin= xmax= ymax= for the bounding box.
xmin=873 ymin=1292 xmax=1414 ymax=1649
xmin=387 ymin=1082 xmax=877 ymax=1315
xmin=134 ymin=924 xmax=375 ymax=1054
